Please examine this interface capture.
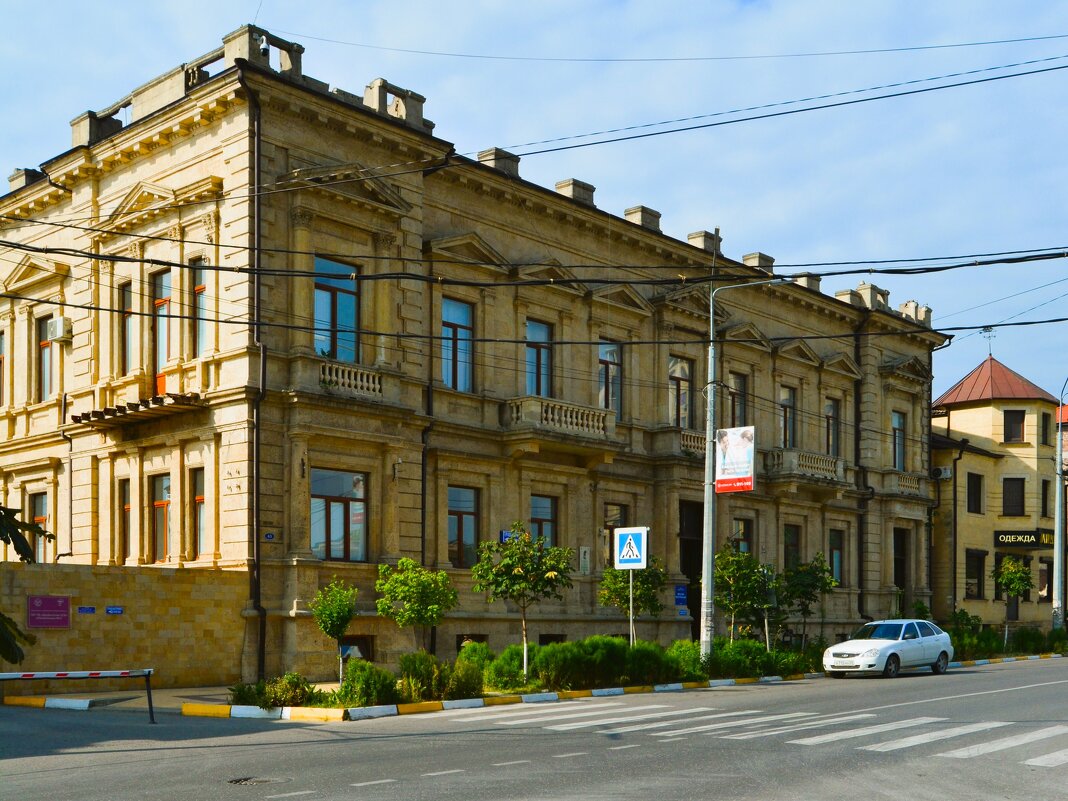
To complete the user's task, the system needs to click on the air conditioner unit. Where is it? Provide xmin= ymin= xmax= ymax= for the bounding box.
xmin=930 ymin=466 xmax=953 ymax=480
xmin=45 ymin=316 xmax=72 ymax=342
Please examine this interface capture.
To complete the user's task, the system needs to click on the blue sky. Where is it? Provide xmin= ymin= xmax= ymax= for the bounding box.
xmin=4 ymin=1 xmax=1068 ymax=398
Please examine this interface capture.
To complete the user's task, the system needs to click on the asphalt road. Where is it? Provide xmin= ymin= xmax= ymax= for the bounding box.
xmin=5 ymin=659 xmax=1068 ymax=801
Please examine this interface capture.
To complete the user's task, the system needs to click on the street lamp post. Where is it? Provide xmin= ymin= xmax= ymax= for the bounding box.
xmin=1053 ymin=377 xmax=1067 ymax=630
xmin=699 ymin=269 xmax=791 ymax=658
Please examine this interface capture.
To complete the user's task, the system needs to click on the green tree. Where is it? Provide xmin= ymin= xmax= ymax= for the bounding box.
xmin=992 ymin=556 xmax=1035 ymax=649
xmin=598 ymin=556 xmax=668 ymax=640
xmin=712 ymin=545 xmax=764 ymax=642
xmin=375 ymin=557 xmax=459 ymax=654
xmin=783 ymin=552 xmax=837 ymax=648
xmin=0 ymin=505 xmax=52 ymax=664
xmin=471 ymin=521 xmax=574 ymax=677
xmin=309 ymin=577 xmax=359 ymax=682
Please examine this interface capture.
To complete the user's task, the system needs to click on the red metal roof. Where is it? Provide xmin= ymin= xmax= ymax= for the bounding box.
xmin=934 ymin=356 xmax=1058 ymax=407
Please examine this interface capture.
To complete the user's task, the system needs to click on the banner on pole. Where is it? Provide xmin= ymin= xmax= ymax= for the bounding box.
xmin=714 ymin=425 xmax=755 ymax=493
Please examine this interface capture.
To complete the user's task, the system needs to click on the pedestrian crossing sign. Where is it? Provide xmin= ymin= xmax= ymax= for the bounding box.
xmin=614 ymin=526 xmax=648 ymax=569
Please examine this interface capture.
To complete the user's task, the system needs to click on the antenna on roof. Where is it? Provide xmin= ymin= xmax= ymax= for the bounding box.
xmin=981 ymin=326 xmax=995 ymax=355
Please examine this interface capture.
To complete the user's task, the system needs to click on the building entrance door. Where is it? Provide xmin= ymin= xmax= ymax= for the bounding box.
xmin=679 ymin=500 xmax=704 ymax=641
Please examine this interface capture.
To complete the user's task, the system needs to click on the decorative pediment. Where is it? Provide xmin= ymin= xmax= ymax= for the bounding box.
xmin=518 ymin=261 xmax=587 ymax=295
xmin=775 ymin=339 xmax=821 ymax=366
xmin=98 ymin=177 xmax=223 ymax=237
xmin=424 ymin=232 xmax=509 ymax=272
xmin=281 ymin=162 xmax=411 ymax=217
xmin=719 ymin=321 xmax=771 ymax=352
xmin=880 ymin=355 xmax=932 ymax=383
xmin=109 ymin=181 xmax=176 ymax=222
xmin=2 ymin=254 xmax=69 ymax=294
xmin=589 ymin=284 xmax=653 ymax=316
xmin=822 ymin=352 xmax=862 ymax=380
xmin=655 ymin=283 xmax=711 ymax=322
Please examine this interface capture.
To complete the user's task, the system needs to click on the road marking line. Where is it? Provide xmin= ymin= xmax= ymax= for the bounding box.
xmin=466 ymin=702 xmax=625 ymax=723
xmin=722 ymin=713 xmax=876 ymax=739
xmin=499 ymin=704 xmax=654 ymax=726
xmin=1024 ymin=748 xmax=1068 ymax=767
xmin=492 ymin=760 xmax=532 ymax=767
xmin=608 ymin=744 xmax=641 ymax=750
xmin=659 ymin=738 xmax=687 ymax=742
xmin=438 ymin=700 xmax=593 ymax=719
xmin=549 ymin=707 xmax=715 ymax=731
xmin=856 ymin=678 xmax=1068 ymax=715
xmin=937 ymin=725 xmax=1068 ymax=758
xmin=552 ymin=752 xmax=589 ymax=759
xmin=672 ymin=712 xmax=813 ymax=737
xmin=790 ymin=717 xmax=946 ymax=745
xmin=265 ymin=793 xmax=316 ymax=799
xmin=599 ymin=710 xmax=762 ymax=735
xmin=350 ymin=780 xmax=397 ymax=787
xmin=860 ymin=721 xmax=1013 ymax=752
xmin=423 ymin=769 xmax=465 ymax=776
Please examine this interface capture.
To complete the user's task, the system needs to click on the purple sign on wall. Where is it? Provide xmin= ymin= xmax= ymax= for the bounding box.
xmin=27 ymin=595 xmax=71 ymax=629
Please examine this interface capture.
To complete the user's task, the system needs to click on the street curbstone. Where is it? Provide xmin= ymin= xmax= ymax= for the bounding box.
xmin=396 ymin=701 xmax=444 ymax=715
xmin=5 ymin=696 xmax=47 ymax=708
xmin=483 ymin=695 xmax=522 ymax=706
xmin=520 ymin=692 xmax=558 ymax=703
xmin=591 ymin=687 xmax=625 ymax=697
xmin=556 ymin=690 xmax=592 ymax=699
xmin=44 ymin=698 xmax=93 ymax=711
xmin=230 ymin=705 xmax=282 ymax=719
xmin=707 ymin=679 xmax=737 ymax=687
xmin=347 ymin=704 xmax=399 ymax=720
xmin=654 ymin=683 xmax=684 ymax=692
xmin=283 ymin=706 xmax=345 ymax=722
xmin=442 ymin=698 xmax=485 ymax=710
xmin=182 ymin=702 xmax=231 ymax=718
xmin=757 ymin=676 xmax=783 ymax=683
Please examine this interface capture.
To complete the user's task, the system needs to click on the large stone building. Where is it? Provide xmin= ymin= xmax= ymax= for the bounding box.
xmin=0 ymin=26 xmax=945 ymax=687
xmin=930 ymin=357 xmax=1061 ymax=631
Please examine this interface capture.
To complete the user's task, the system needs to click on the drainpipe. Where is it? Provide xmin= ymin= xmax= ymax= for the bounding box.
xmin=236 ymin=61 xmax=267 ymax=682
xmin=853 ymin=311 xmax=873 ymax=621
xmin=951 ymin=438 xmax=969 ymax=618
xmin=57 ymin=394 xmax=74 ymax=561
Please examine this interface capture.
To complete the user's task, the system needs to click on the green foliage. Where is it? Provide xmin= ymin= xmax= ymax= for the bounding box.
xmin=992 ymin=557 xmax=1034 ymax=600
xmin=911 ymin=600 xmax=931 ymax=620
xmin=782 ymin=553 xmax=837 ymax=642
xmin=579 ymin=635 xmax=630 ymax=687
xmin=455 ymin=640 xmax=494 ymax=672
xmin=598 ymin=556 xmax=668 ymax=618
xmin=398 ymin=650 xmax=448 ymax=702
xmin=0 ymin=505 xmax=51 ymax=664
xmin=485 ymin=644 xmax=539 ymax=691
xmin=532 ymin=641 xmax=586 ymax=691
xmin=261 ymin=672 xmax=327 ymax=709
xmin=228 ymin=681 xmax=266 ymax=706
xmin=375 ymin=558 xmax=459 ymax=650
xmin=949 ymin=608 xmax=983 ymax=634
xmin=1048 ymin=627 xmax=1068 ymax=653
xmin=310 ymin=578 xmax=358 ymax=643
xmin=337 ymin=659 xmax=401 ymax=707
xmin=444 ymin=658 xmax=484 ymax=700
xmin=1009 ymin=627 xmax=1046 ymax=656
xmin=712 ymin=546 xmax=765 ymax=640
xmin=703 ymin=638 xmax=769 ymax=679
xmin=624 ymin=640 xmax=675 ymax=685
xmin=665 ymin=639 xmax=706 ymax=682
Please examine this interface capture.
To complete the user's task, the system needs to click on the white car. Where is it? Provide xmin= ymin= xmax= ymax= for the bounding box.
xmin=823 ymin=619 xmax=954 ymax=678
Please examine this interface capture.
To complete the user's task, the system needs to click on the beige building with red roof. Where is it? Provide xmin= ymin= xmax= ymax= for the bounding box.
xmin=930 ymin=356 xmax=1060 ymax=630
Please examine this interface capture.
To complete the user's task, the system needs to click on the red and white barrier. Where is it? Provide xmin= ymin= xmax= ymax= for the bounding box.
xmin=0 ymin=668 xmax=156 ymax=722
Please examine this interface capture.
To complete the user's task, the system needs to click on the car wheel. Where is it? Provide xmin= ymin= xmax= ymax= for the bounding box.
xmin=931 ymin=651 xmax=949 ymax=675
xmin=882 ymin=654 xmax=900 ymax=678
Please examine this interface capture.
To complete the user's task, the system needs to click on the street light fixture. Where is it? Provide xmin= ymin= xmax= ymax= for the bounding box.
xmin=699 ymin=264 xmax=792 ymax=658
xmin=1053 ymin=376 xmax=1067 ymax=630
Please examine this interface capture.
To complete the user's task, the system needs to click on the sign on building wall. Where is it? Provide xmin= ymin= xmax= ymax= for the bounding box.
xmin=26 ymin=595 xmax=71 ymax=629
xmin=715 ymin=426 xmax=755 ymax=493
xmin=994 ymin=530 xmax=1053 ymax=549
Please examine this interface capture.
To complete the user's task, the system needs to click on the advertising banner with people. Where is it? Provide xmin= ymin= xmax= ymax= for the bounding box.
xmin=715 ymin=425 xmax=755 ymax=493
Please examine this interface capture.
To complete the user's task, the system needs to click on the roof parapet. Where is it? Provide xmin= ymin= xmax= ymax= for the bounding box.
xmin=478 ymin=148 xmax=520 ymax=177
xmin=624 ymin=205 xmax=661 ymax=232
xmin=555 ymin=178 xmax=595 ymax=206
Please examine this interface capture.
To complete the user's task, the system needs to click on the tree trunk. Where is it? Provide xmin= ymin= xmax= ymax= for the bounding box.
xmin=521 ymin=607 xmax=529 ymax=678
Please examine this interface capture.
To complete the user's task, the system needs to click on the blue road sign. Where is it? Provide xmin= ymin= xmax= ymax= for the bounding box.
xmin=614 ymin=527 xmax=648 ymax=569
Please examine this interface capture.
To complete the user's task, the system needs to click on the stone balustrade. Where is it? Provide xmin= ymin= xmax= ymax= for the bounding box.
xmin=505 ymin=396 xmax=613 ymax=437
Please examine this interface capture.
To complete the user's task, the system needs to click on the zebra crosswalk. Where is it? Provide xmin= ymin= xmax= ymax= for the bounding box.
xmin=431 ymin=697 xmax=1068 ymax=768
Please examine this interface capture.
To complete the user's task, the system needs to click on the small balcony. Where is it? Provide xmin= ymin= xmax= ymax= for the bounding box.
xmin=763 ymin=448 xmax=849 ymax=494
xmin=885 ymin=471 xmax=925 ymax=497
xmin=319 ymin=362 xmax=382 ymax=398
xmin=503 ymin=396 xmax=615 ymax=438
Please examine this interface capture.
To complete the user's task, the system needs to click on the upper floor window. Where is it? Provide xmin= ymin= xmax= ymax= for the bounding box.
xmin=779 ymin=386 xmax=798 ymax=448
xmin=891 ymin=411 xmax=907 ymax=470
xmin=441 ymin=298 xmax=474 ymax=392
xmin=967 ymin=472 xmax=984 ymax=514
xmin=783 ymin=524 xmax=801 ymax=571
xmin=825 ymin=398 xmax=842 ymax=457
xmin=1042 ymin=412 xmax=1052 ymax=446
xmin=530 ymin=494 xmax=557 ymax=546
xmin=151 ymin=474 xmax=170 ymax=563
xmin=728 ymin=372 xmax=748 ymax=428
xmin=1004 ymin=410 xmax=1025 ymax=443
xmin=120 ymin=282 xmax=135 ymax=374
xmin=36 ymin=316 xmax=53 ymax=402
xmin=1042 ymin=479 xmax=1051 ymax=518
xmin=732 ymin=518 xmax=754 ymax=554
xmin=829 ymin=529 xmax=845 ymax=585
xmin=447 ymin=486 xmax=479 ymax=568
xmin=192 ymin=467 xmax=207 ymax=557
xmin=310 ymin=468 xmax=367 ymax=562
xmin=668 ymin=356 xmax=693 ymax=428
xmin=313 ymin=257 xmax=358 ymax=362
xmin=192 ymin=259 xmax=209 ymax=358
xmin=598 ymin=340 xmax=622 ymax=418
xmin=30 ymin=492 xmax=48 ymax=563
xmin=152 ymin=271 xmax=171 ymax=394
xmin=118 ymin=477 xmax=131 ymax=564
xmin=525 ymin=320 xmax=553 ymax=397
xmin=1002 ymin=477 xmax=1025 ymax=517
xmin=0 ymin=330 xmax=5 ymax=405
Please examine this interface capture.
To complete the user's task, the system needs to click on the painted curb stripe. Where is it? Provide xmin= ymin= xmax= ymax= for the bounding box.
xmin=758 ymin=676 xmax=783 ymax=683
xmin=623 ymin=685 xmax=653 ymax=694
xmin=347 ymin=704 xmax=399 ymax=719
xmin=4 ymin=696 xmax=47 ymax=707
xmin=483 ymin=695 xmax=522 ymax=706
xmin=442 ymin=698 xmax=485 ymax=710
xmin=591 ymin=687 xmax=624 ymax=697
xmin=283 ymin=706 xmax=345 ymax=721
xmin=521 ymin=692 xmax=558 ymax=703
xmin=230 ymin=705 xmax=282 ymax=719
xmin=707 ymin=679 xmax=737 ymax=687
xmin=44 ymin=698 xmax=93 ymax=710
xmin=182 ymin=702 xmax=231 ymax=718
xmin=556 ymin=690 xmax=592 ymax=699
xmin=397 ymin=701 xmax=444 ymax=715
xmin=654 ymin=683 xmax=683 ymax=692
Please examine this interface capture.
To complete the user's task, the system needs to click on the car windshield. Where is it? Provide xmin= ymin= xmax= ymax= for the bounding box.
xmin=853 ymin=623 xmax=903 ymax=640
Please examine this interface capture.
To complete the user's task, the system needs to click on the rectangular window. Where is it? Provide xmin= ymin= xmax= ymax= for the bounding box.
xmin=441 ymin=298 xmax=474 ymax=392
xmin=37 ymin=316 xmax=52 ymax=401
xmin=1004 ymin=410 xmax=1025 ymax=443
xmin=530 ymin=495 xmax=557 ymax=546
xmin=993 ymin=553 xmax=1006 ymax=601
xmin=965 ymin=549 xmax=986 ymax=599
xmin=604 ymin=503 xmax=628 ymax=531
xmin=1040 ymin=558 xmax=1053 ymax=603
xmin=447 ymin=486 xmax=479 ymax=568
xmin=892 ymin=411 xmax=907 ymax=470
xmin=967 ymin=472 xmax=984 ymax=514
xmin=313 ymin=257 xmax=359 ymax=362
xmin=829 ymin=529 xmax=845 ymax=585
xmin=1003 ymin=477 xmax=1025 ymax=516
xmin=779 ymin=386 xmax=797 ymax=448
xmin=598 ymin=340 xmax=622 ymax=418
xmin=1042 ymin=412 xmax=1052 ymax=446
xmin=310 ymin=468 xmax=367 ymax=562
xmin=525 ymin=320 xmax=553 ymax=397
xmin=0 ymin=329 xmax=5 ymax=406
xmin=893 ymin=528 xmax=908 ymax=590
xmin=118 ymin=478 xmax=131 ymax=563
xmin=152 ymin=271 xmax=171 ymax=376
xmin=192 ymin=259 xmax=209 ymax=358
xmin=669 ymin=356 xmax=693 ymax=428
xmin=1042 ymin=479 xmax=1051 ymax=518
xmin=732 ymin=518 xmax=754 ymax=554
xmin=783 ymin=524 xmax=801 ymax=570
xmin=825 ymin=398 xmax=841 ymax=457
xmin=728 ymin=372 xmax=748 ymax=428
xmin=151 ymin=474 xmax=170 ymax=563
xmin=192 ymin=467 xmax=206 ymax=557
xmin=30 ymin=492 xmax=48 ymax=563
xmin=120 ymin=282 xmax=135 ymax=374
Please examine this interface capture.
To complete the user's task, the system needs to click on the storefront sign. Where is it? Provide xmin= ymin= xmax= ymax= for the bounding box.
xmin=27 ymin=595 xmax=71 ymax=629
xmin=994 ymin=530 xmax=1053 ymax=549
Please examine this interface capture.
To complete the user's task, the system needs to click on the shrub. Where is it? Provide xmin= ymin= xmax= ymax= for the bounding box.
xmin=398 ymin=650 xmax=448 ymax=702
xmin=261 ymin=672 xmax=327 ymax=709
xmin=444 ymin=658 xmax=484 ymax=700
xmin=767 ymin=647 xmax=810 ymax=677
xmin=1048 ymin=627 xmax=1068 ymax=653
xmin=577 ymin=635 xmax=629 ymax=688
xmin=456 ymin=641 xmax=494 ymax=672
xmin=1009 ymin=626 xmax=1045 ymax=656
xmin=665 ymin=639 xmax=706 ymax=682
xmin=625 ymin=640 xmax=674 ymax=685
xmin=228 ymin=681 xmax=266 ymax=707
xmin=704 ymin=638 xmax=766 ymax=679
xmin=485 ymin=644 xmax=537 ymax=691
xmin=337 ymin=659 xmax=400 ymax=707
xmin=533 ymin=641 xmax=585 ymax=691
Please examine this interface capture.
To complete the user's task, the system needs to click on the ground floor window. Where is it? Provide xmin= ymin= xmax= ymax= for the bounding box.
xmin=30 ymin=492 xmax=48 ymax=562
xmin=310 ymin=468 xmax=368 ymax=562
xmin=732 ymin=518 xmax=754 ymax=554
xmin=829 ymin=529 xmax=845 ymax=585
xmin=151 ymin=475 xmax=170 ymax=563
xmin=965 ymin=549 xmax=986 ymax=599
xmin=447 ymin=486 xmax=479 ymax=568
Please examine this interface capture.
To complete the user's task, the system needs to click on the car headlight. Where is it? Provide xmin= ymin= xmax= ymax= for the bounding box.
xmin=861 ymin=648 xmax=881 ymax=657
